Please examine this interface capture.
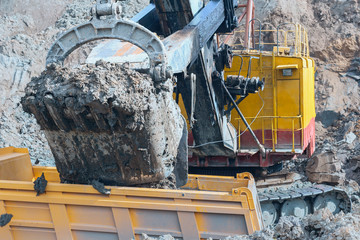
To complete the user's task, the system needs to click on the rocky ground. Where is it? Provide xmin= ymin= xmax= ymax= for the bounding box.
xmin=141 ymin=205 xmax=360 ymax=239
xmin=0 ymin=0 xmax=94 ymax=165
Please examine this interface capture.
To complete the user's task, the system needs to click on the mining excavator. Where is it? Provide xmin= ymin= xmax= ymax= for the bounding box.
xmin=0 ymin=0 xmax=352 ymax=239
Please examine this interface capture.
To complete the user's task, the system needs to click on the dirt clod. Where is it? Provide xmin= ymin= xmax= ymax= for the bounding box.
xmin=0 ymin=214 xmax=13 ymax=227
xmin=33 ymin=172 xmax=47 ymax=196
xmin=91 ymin=180 xmax=111 ymax=195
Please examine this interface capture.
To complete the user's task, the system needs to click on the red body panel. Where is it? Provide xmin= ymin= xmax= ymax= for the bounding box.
xmin=189 ymin=118 xmax=315 ymax=168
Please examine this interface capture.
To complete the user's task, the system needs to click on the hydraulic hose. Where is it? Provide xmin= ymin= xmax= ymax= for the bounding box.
xmin=221 ymin=80 xmax=266 ymax=157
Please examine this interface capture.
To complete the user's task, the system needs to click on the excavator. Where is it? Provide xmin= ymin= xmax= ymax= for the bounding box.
xmin=0 ymin=0 xmax=352 ymax=239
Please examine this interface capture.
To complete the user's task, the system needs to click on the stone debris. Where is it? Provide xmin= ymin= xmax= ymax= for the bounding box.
xmin=224 ymin=204 xmax=360 ymax=240
xmin=141 ymin=234 xmax=174 ymax=240
xmin=140 ymin=205 xmax=360 ymax=240
xmin=54 ymin=0 xmax=93 ymax=30
xmin=118 ymin=0 xmax=150 ymax=19
xmin=316 ymin=111 xmax=360 ymax=188
xmin=345 ymin=132 xmax=357 ymax=144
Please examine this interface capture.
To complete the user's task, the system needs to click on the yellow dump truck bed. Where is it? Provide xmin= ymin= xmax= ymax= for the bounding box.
xmin=0 ymin=147 xmax=263 ymax=240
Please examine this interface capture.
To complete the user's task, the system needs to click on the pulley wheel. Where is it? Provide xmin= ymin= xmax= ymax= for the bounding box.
xmin=261 ymin=202 xmax=278 ymax=227
xmin=280 ymin=199 xmax=309 ymax=218
xmin=313 ymin=192 xmax=341 ymax=214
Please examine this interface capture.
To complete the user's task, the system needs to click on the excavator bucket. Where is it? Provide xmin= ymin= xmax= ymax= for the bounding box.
xmin=21 ymin=4 xmax=188 ymax=187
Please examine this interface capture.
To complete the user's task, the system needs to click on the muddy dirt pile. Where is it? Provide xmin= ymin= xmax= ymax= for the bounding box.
xmin=21 ymin=61 xmax=186 ymax=186
xmin=0 ymin=0 xmax=149 ymax=165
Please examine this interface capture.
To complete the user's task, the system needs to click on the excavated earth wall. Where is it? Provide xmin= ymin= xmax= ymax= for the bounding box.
xmin=0 ymin=0 xmax=95 ymax=165
xmin=22 ymin=62 xmax=185 ymax=186
xmin=255 ymin=0 xmax=360 ymax=120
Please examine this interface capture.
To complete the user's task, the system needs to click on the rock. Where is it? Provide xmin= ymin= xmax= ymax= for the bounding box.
xmin=223 ymin=236 xmax=249 ymax=240
xmin=306 ymin=151 xmax=344 ymax=185
xmin=274 ymin=216 xmax=305 ymax=240
xmin=251 ymin=228 xmax=275 ymax=240
xmin=223 ymin=203 xmax=360 ymax=240
xmin=346 ymin=132 xmax=357 ymax=144
xmin=349 ymin=156 xmax=360 ymax=171
xmin=141 ymin=234 xmax=175 ymax=240
xmin=345 ymin=156 xmax=360 ymax=186
xmin=346 ymin=72 xmax=360 ymax=81
xmin=315 ymin=110 xmax=340 ymax=128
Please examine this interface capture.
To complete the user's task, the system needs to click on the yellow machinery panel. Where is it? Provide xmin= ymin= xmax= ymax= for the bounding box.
xmin=276 ymin=80 xmax=300 ymax=129
xmin=223 ymin=52 xmax=315 ymax=152
xmin=0 ymin=147 xmax=33 ymax=182
xmin=0 ymin=147 xmax=263 ymax=240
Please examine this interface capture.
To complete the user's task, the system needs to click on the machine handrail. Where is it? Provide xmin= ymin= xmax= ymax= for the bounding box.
xmin=248 ymin=18 xmax=262 ymax=51
xmin=222 ymin=22 xmax=310 ymax=58
xmin=235 ymin=115 xmax=303 ymax=153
